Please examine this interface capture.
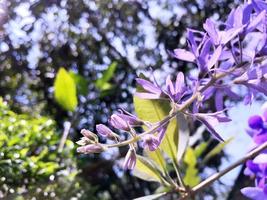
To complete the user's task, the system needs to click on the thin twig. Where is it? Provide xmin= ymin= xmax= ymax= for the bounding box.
xmin=179 ymin=141 xmax=267 ymax=199
xmin=58 ymin=121 xmax=71 ymax=152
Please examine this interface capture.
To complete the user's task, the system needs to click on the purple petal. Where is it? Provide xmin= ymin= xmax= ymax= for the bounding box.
xmin=135 ymin=92 xmax=162 ymax=99
xmin=241 ymin=187 xmax=266 ymax=200
xmin=203 ymin=18 xmax=220 ymax=45
xmin=248 ymin=115 xmax=263 ymax=129
xmin=187 ymin=29 xmax=199 ymax=56
xmin=246 ymin=10 xmax=266 ymax=33
xmin=215 ymin=91 xmax=224 ymax=111
xmin=166 ymin=75 xmax=175 ymax=96
xmin=197 ymin=117 xmax=224 ymax=141
xmin=136 ymin=78 xmax=162 ymax=95
xmin=173 ymin=49 xmax=195 ymax=62
xmin=175 ymin=72 xmax=185 ymax=94
xmin=221 ymin=26 xmax=244 ymax=45
xmin=207 ymin=45 xmax=222 ymax=69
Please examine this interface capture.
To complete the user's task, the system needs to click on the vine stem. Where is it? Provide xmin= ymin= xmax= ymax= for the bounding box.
xmin=179 ymin=140 xmax=267 ymax=200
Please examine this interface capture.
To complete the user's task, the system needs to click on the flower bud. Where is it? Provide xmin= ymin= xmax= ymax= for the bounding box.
xmin=77 ymin=143 xmax=106 ymax=154
xmin=96 ymin=124 xmax=120 ymax=140
xmin=76 ymin=137 xmax=91 ymax=146
xmin=81 ymin=129 xmax=98 ymax=142
xmin=123 ymin=148 xmax=136 ymax=170
xmin=110 ymin=114 xmax=130 ymax=131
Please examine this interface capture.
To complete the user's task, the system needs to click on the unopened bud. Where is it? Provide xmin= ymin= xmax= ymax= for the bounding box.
xmin=76 ymin=137 xmax=92 ymax=146
xmin=96 ymin=124 xmax=120 ymax=140
xmin=110 ymin=114 xmax=130 ymax=131
xmin=81 ymin=129 xmax=98 ymax=142
xmin=77 ymin=143 xmax=106 ymax=154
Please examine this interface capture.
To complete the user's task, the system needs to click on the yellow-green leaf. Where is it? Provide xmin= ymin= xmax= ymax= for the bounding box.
xmin=145 ymin=149 xmax=166 ymax=172
xmin=95 ymin=62 xmax=117 ymax=90
xmin=183 ymin=147 xmax=200 ymax=187
xmin=132 ymin=155 xmax=162 ymax=182
xmin=54 ymin=68 xmax=78 ymax=111
xmin=133 ymin=96 xmax=179 ymax=163
xmin=184 ymin=147 xmax=197 ymax=166
xmin=184 ymin=166 xmax=200 ymax=187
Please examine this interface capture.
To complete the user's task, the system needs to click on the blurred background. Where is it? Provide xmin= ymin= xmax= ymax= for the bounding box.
xmin=0 ymin=0 xmax=264 ymax=199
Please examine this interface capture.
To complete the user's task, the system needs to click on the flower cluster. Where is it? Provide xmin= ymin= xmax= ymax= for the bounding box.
xmin=241 ymin=105 xmax=267 ymax=200
xmin=76 ymin=109 xmax=167 ymax=169
xmin=77 ymin=0 xmax=267 ymax=171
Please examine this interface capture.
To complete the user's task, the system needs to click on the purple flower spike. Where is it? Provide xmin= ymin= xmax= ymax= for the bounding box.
xmin=110 ymin=114 xmax=130 ymax=131
xmin=96 ymin=124 xmax=120 ymax=140
xmin=142 ymin=134 xmax=160 ymax=151
xmin=135 ymin=78 xmax=163 ymax=99
xmin=123 ymin=148 xmax=136 ymax=170
xmin=77 ymin=144 xmax=105 ymax=154
xmin=248 ymin=115 xmax=264 ymax=129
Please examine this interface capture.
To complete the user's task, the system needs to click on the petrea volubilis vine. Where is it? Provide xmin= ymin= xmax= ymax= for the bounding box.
xmin=76 ymin=0 xmax=267 ymax=178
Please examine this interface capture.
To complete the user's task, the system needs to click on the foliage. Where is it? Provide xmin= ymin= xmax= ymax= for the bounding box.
xmin=0 ymin=98 xmax=94 ymax=199
xmin=54 ymin=67 xmax=78 ymax=112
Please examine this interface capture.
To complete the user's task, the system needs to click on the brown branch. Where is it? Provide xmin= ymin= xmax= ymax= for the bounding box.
xmin=179 ymin=141 xmax=267 ymax=199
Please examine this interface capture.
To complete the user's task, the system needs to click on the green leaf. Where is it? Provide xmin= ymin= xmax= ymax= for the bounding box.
xmin=132 ymin=155 xmax=163 ymax=183
xmin=95 ymin=62 xmax=117 ymax=90
xmin=184 ymin=166 xmax=200 ymax=187
xmin=133 ymin=96 xmax=179 ymax=163
xmin=69 ymin=71 xmax=88 ymax=96
xmin=134 ymin=192 xmax=167 ymax=200
xmin=183 ymin=147 xmax=200 ymax=187
xmin=184 ymin=147 xmax=197 ymax=166
xmin=203 ymin=137 xmax=233 ymax=164
xmin=54 ymin=67 xmax=78 ymax=111
xmin=144 ymin=149 xmax=166 ymax=173
xmin=194 ymin=142 xmax=208 ymax=158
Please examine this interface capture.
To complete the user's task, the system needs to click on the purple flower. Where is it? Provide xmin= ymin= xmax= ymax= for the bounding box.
xmin=165 ymin=72 xmax=188 ymax=102
xmin=135 ymin=78 xmax=163 ymax=99
xmin=123 ymin=148 xmax=136 ymax=170
xmin=244 ymin=160 xmax=261 ymax=176
xmin=77 ymin=144 xmax=105 ymax=154
xmin=96 ymin=124 xmax=120 ymax=140
xmin=249 ymin=115 xmax=264 ymax=129
xmin=194 ymin=112 xmax=231 ymax=141
xmin=242 ymin=106 xmax=267 ymax=199
xmin=246 ymin=109 xmax=267 ymax=144
xmin=109 ymin=114 xmax=130 ymax=131
xmin=241 ymin=186 xmax=267 ymax=200
xmin=141 ymin=134 xmax=160 ymax=151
